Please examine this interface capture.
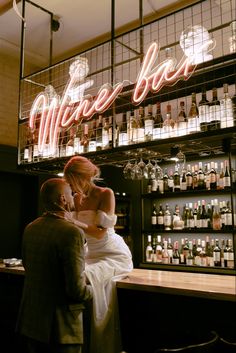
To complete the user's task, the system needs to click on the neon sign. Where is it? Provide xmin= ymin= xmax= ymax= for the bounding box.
xmin=29 ymin=26 xmax=214 ymax=156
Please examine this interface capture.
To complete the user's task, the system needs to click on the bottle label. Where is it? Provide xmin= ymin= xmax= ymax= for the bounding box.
xmin=157 ymin=216 xmax=164 ymax=225
xmin=164 ymin=215 xmax=171 ymax=226
xmin=213 ymin=252 xmax=221 ymax=262
xmin=151 ymin=216 xmax=157 ymax=225
xmin=186 ymin=258 xmax=194 ymax=266
xmin=226 ymin=213 xmax=232 ymax=226
xmin=172 ymin=258 xmax=179 ymax=265
xmin=223 ymin=176 xmax=231 ymax=188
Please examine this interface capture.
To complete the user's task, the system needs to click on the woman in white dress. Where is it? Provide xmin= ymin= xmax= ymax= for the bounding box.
xmin=63 ymin=156 xmax=133 ymax=353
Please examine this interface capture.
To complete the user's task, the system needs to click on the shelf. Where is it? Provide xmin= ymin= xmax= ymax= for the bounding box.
xmin=142 ymin=228 xmax=235 ymax=234
xmin=142 ymin=188 xmax=234 ymax=199
xmin=139 ymin=262 xmax=236 ymax=275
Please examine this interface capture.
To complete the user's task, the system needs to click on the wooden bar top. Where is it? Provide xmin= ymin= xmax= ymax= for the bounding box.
xmin=116 ymin=268 xmax=236 ymax=302
xmin=1 ymin=264 xmax=235 ymax=301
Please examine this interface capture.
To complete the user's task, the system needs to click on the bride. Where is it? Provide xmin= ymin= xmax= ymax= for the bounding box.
xmin=63 ymin=156 xmax=133 ymax=353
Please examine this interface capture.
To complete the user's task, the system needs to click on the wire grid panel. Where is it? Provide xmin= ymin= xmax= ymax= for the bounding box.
xmin=18 ymin=0 xmax=236 ymax=165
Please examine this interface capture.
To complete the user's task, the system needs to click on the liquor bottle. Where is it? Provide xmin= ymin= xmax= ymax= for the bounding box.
xmin=167 ymin=238 xmax=173 ymax=264
xmin=223 ymin=160 xmax=231 ymax=189
xmin=218 ymin=161 xmax=224 ymax=190
xmin=200 ymin=200 xmax=208 ymax=229
xmin=194 ymin=238 xmax=202 ymax=266
xmin=220 ymin=201 xmax=226 ymax=229
xmin=187 ymin=92 xmax=199 ymax=134
xmin=186 ymin=240 xmax=194 ymax=266
xmin=213 ymin=239 xmax=221 ymax=266
xmin=168 ymin=169 xmax=174 ymax=192
xmin=212 ymin=199 xmax=221 ymax=230
xmin=152 ymin=236 xmax=157 ymax=263
xmin=196 ymin=200 xmax=202 ymax=229
xmin=204 ymin=163 xmax=211 ymax=190
xmin=146 ymin=235 xmax=153 ymax=262
xmin=187 ymin=202 xmax=195 ymax=230
xmin=81 ymin=123 xmax=89 ymax=153
xmin=224 ymin=239 xmax=234 ymax=268
xmin=96 ymin=115 xmax=103 ymax=150
xmin=220 ymin=83 xmax=234 ymax=128
xmin=129 ymin=108 xmax=138 ymax=144
xmin=153 ymin=101 xmax=163 ymax=140
xmin=163 ymin=168 xmax=169 ymax=193
xmin=155 ymin=235 xmax=163 ymax=263
xmin=176 ymin=101 xmax=187 ymax=136
xmin=192 ymin=164 xmax=198 ymax=190
xmin=88 ymin=119 xmax=97 ymax=152
xmin=193 ymin=202 xmax=198 ymax=228
xmin=209 ymin=88 xmax=221 ymax=130
xmin=182 ymin=238 xmax=190 ymax=264
xmin=173 ymin=165 xmax=181 ymax=192
xmin=200 ymin=240 xmax=207 ymax=266
xmin=186 ymin=164 xmax=193 ymax=190
xmin=181 ymin=166 xmax=187 ymax=191
xmin=225 ymin=201 xmax=232 ymax=230
xmin=172 ymin=241 xmax=180 ymax=265
xmin=228 ymin=21 xmax=236 ymax=53
xmin=206 ymin=236 xmax=214 ymax=267
xmin=163 ymin=104 xmax=175 ymax=138
xmin=102 ymin=116 xmax=110 ymax=149
xmin=209 ymin=161 xmax=217 ymax=190
xmin=198 ymin=88 xmax=209 ymax=132
xmin=151 ymin=203 xmax=158 ymax=228
xmin=198 ymin=162 xmax=205 ymax=190
xmin=157 ymin=204 xmax=164 ymax=230
xmin=163 ymin=204 xmax=172 ymax=231
xmin=206 ymin=202 xmax=212 ymax=229
xmin=162 ymin=240 xmax=169 ymax=264
xmin=136 ymin=106 xmax=145 ymax=142
xmin=144 ymin=104 xmax=154 ymax=141
xmin=118 ymin=112 xmax=128 ymax=146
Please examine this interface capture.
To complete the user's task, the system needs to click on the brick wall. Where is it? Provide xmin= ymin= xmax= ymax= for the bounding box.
xmin=0 ymin=53 xmax=20 ymax=147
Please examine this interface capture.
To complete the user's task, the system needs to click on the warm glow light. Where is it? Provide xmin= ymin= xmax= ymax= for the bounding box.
xmin=28 ymin=26 xmax=215 ymax=156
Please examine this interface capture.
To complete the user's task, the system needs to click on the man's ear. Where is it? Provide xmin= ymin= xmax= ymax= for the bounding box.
xmin=59 ymin=194 xmax=66 ymax=205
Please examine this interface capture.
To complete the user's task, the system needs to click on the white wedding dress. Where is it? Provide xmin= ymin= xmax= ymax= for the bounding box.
xmin=74 ymin=209 xmax=133 ymax=353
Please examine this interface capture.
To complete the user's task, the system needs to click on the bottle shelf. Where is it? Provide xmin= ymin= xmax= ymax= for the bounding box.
xmin=142 ymin=188 xmax=234 ymax=199
xmin=139 ymin=262 xmax=236 ymax=275
xmin=142 ymin=228 xmax=235 ymax=234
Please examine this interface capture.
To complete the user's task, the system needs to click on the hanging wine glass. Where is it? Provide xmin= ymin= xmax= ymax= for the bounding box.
xmin=143 ymin=159 xmax=153 ymax=179
xmin=123 ymin=160 xmax=133 ymax=179
xmin=131 ymin=160 xmax=142 ymax=180
xmin=137 ymin=156 xmax=146 ymax=179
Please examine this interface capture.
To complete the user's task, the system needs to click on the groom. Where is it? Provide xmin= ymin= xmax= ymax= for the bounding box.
xmin=16 ymin=178 xmax=93 ymax=353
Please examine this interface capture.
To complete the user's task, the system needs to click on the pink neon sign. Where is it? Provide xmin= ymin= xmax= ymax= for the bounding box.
xmin=29 ymin=32 xmax=214 ymax=155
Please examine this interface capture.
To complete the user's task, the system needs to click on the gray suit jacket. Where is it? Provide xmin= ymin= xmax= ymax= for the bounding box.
xmin=16 ymin=213 xmax=93 ymax=344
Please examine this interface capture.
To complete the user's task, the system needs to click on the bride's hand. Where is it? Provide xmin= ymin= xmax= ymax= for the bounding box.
xmin=86 ymin=225 xmax=107 ymax=239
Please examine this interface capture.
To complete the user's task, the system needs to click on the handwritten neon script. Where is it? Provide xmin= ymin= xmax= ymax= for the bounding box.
xmin=29 ymin=39 xmax=212 ymax=155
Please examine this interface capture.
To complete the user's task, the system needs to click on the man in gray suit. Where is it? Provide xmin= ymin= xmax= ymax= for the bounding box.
xmin=16 ymin=178 xmax=93 ymax=353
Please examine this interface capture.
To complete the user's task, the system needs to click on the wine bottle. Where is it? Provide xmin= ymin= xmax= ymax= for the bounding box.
xmin=186 ymin=240 xmax=194 ymax=266
xmin=173 ymin=165 xmax=181 ymax=192
xmin=157 ymin=204 xmax=164 ymax=230
xmin=187 ymin=92 xmax=199 ymax=134
xmin=136 ymin=106 xmax=145 ymax=142
xmin=163 ymin=204 xmax=172 ymax=230
xmin=200 ymin=200 xmax=208 ymax=229
xmin=163 ymin=104 xmax=175 ymax=138
xmin=200 ymin=240 xmax=207 ymax=267
xmin=209 ymin=161 xmax=217 ymax=190
xmin=198 ymin=88 xmax=209 ymax=132
xmin=223 ymin=159 xmax=231 ymax=189
xmin=155 ymin=235 xmax=163 ymax=263
xmin=209 ymin=87 xmax=221 ymax=130
xmin=144 ymin=104 xmax=154 ymax=141
xmin=198 ymin=162 xmax=205 ymax=190
xmin=212 ymin=199 xmax=221 ymax=230
xmin=96 ymin=114 xmax=103 ymax=150
xmin=88 ymin=119 xmax=97 ymax=152
xmin=213 ymin=239 xmax=221 ymax=266
xmin=153 ymin=101 xmax=163 ymax=140
xmin=186 ymin=164 xmax=193 ymax=190
xmin=167 ymin=238 xmax=173 ymax=264
xmin=176 ymin=100 xmax=187 ymax=136
xmin=220 ymin=83 xmax=234 ymax=128
xmin=146 ymin=235 xmax=153 ymax=262
xmin=172 ymin=241 xmax=180 ymax=265
xmin=151 ymin=203 xmax=157 ymax=228
xmin=81 ymin=123 xmax=89 ymax=153
xmin=118 ymin=112 xmax=128 ymax=146
xmin=162 ymin=240 xmax=169 ymax=264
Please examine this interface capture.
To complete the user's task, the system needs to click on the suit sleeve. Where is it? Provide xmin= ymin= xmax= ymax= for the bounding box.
xmin=61 ymin=226 xmax=93 ymax=302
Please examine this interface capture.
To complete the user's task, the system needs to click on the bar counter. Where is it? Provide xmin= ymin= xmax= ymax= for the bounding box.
xmin=1 ymin=264 xmax=235 ymax=301
xmin=116 ymin=268 xmax=236 ymax=301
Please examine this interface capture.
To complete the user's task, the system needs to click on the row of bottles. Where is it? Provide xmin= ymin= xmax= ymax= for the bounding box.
xmin=20 ymin=82 xmax=236 ymax=163
xmin=145 ymin=235 xmax=234 ymax=268
xmin=146 ymin=160 xmax=232 ymax=194
xmin=151 ymin=199 xmax=233 ymax=231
